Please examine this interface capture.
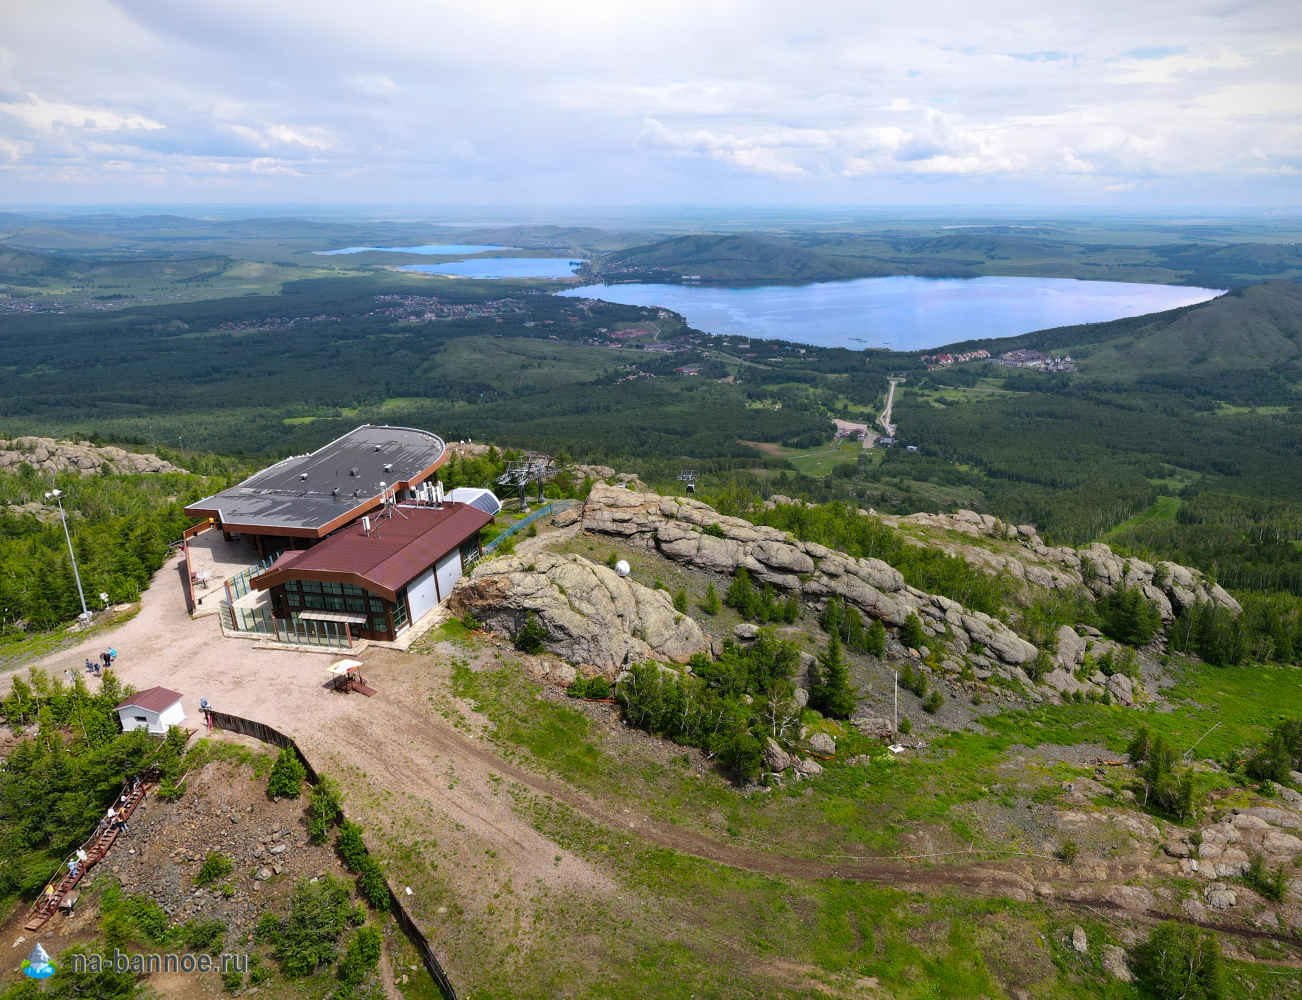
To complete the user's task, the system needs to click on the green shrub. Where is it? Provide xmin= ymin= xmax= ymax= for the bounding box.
xmin=178 ymin=918 xmax=226 ymax=954
xmin=338 ymin=925 xmax=383 ymax=988
xmin=335 ymin=822 xmax=368 ymax=872
xmin=898 ymin=613 xmax=927 ymax=651
xmin=898 ymin=717 xmax=913 ymax=736
xmin=922 ymin=690 xmax=944 ymax=714
xmin=101 ymin=889 xmax=170 ymax=947
xmin=195 ymin=852 xmax=233 ymax=886
xmin=703 ymin=523 xmax=727 ymax=538
xmin=1058 ymin=840 xmax=1080 ymax=865
xmin=247 ymin=955 xmax=270 ymax=986
xmin=673 ymin=588 xmax=689 ymax=613
xmin=1133 ymin=922 xmax=1224 ymax=1000
xmin=221 ymin=967 xmax=243 ymax=992
xmin=271 ymin=876 xmax=353 ymax=977
xmin=1243 ymin=851 xmax=1288 ymax=902
xmin=513 ymin=613 xmax=547 ymax=653
xmin=307 ymin=774 xmax=343 ymax=845
xmin=355 ymin=856 xmax=390 ymax=909
xmin=566 ymin=674 xmax=612 ymax=699
xmin=267 ymin=746 xmax=305 ymax=800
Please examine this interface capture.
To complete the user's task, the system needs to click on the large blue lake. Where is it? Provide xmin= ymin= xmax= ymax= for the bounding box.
xmin=314 ymin=244 xmax=512 ymax=255
xmin=557 ymin=276 xmax=1223 ymax=351
xmin=400 ymin=258 xmax=582 ymax=279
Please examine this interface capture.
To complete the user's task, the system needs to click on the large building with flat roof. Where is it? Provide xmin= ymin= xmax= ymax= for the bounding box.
xmin=185 ymin=424 xmax=498 ymax=644
xmin=251 ymin=502 xmax=492 ymax=642
xmin=185 ymin=424 xmax=448 ymax=556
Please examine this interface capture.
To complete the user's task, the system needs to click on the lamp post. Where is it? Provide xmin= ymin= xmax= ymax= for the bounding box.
xmin=44 ymin=489 xmax=90 ymax=622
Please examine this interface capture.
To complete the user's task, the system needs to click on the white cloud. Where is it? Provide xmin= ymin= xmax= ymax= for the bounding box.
xmin=0 ymin=93 xmax=164 ymax=132
xmin=0 ymin=0 xmax=1300 ymax=202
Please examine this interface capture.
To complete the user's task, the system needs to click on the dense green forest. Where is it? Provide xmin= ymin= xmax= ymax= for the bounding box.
xmin=0 ymin=458 xmax=240 ymax=631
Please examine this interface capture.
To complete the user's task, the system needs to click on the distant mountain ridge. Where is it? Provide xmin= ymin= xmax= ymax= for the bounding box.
xmin=593 ymin=233 xmax=881 ymax=284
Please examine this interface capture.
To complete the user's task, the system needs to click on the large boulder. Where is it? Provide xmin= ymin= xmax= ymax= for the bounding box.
xmin=1054 ymin=626 xmax=1086 ymax=670
xmin=449 ymin=552 xmax=709 ymax=673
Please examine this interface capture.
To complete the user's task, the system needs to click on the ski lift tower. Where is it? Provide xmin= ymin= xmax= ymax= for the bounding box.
xmin=676 ymin=469 xmax=698 ymax=495
xmin=496 ymin=459 xmax=550 ymax=511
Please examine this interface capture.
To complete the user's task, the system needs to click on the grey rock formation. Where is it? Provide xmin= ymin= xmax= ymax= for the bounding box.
xmin=450 ymin=551 xmax=709 ymax=673
xmin=809 ymin=732 xmax=836 ymax=755
xmin=1101 ymin=945 xmax=1132 ymax=982
xmin=877 ymin=508 xmax=1240 ymax=618
xmin=763 ymin=738 xmax=792 ymax=773
xmin=1070 ymin=926 xmax=1088 ymax=954
xmin=581 ymin=484 xmax=1037 ymax=667
xmin=0 ymin=436 xmax=184 ymax=477
xmin=853 ymin=716 xmax=895 ymax=740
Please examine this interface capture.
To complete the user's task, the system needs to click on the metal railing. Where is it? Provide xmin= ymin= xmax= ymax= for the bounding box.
xmin=225 ymin=552 xmax=284 ymax=600
xmin=479 ymin=499 xmax=576 ymax=557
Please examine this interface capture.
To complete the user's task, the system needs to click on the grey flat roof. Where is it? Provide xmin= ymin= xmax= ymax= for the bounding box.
xmin=186 ymin=424 xmax=447 ymax=534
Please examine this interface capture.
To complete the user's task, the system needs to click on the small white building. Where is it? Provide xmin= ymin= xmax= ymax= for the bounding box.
xmin=115 ymin=686 xmax=185 ymax=735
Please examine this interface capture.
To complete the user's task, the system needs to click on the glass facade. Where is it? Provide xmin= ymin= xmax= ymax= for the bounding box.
xmin=277 ymin=579 xmax=397 ymax=640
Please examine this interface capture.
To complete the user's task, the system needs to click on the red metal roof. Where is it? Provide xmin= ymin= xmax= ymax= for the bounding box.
xmin=116 ymin=686 xmax=183 ymax=713
xmin=251 ymin=503 xmax=493 ymax=601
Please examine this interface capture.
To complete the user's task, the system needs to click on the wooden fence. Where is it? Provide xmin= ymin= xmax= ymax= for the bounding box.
xmin=201 ymin=709 xmax=457 ymax=1000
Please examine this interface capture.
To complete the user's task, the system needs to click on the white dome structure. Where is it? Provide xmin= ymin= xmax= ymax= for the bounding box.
xmin=614 ymin=559 xmax=631 ymax=577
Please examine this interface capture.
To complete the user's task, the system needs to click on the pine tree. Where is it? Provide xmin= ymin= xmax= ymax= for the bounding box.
xmin=810 ymin=632 xmax=857 ymax=719
xmin=865 ymin=618 xmax=886 ymax=657
xmin=700 ymin=583 xmax=721 ymax=616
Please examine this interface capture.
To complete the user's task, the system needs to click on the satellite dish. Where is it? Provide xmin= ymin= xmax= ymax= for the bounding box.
xmin=614 ymin=560 xmax=631 ymax=577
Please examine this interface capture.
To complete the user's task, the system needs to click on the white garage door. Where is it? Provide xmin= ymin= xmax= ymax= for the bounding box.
xmin=405 ymin=567 xmax=438 ymax=624
xmin=435 ymin=549 xmax=463 ymax=603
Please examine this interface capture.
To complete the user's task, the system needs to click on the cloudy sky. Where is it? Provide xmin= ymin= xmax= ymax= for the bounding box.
xmin=2 ymin=0 xmax=1300 ymax=207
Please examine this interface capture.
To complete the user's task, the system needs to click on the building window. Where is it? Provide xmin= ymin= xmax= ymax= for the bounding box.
xmin=369 ymin=614 xmax=389 ymax=634
xmin=302 ymin=580 xmax=322 ymax=594
xmin=345 ymin=596 xmax=365 ymax=612
xmin=369 ymin=599 xmax=384 ymax=612
xmin=323 ymin=581 xmax=342 ymax=595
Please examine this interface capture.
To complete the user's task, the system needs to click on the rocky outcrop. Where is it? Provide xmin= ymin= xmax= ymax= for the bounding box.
xmin=0 ymin=436 xmax=184 ymax=477
xmin=876 ymin=508 xmax=1239 ymax=619
xmin=449 ymin=551 xmax=709 ymax=674
xmin=581 ymin=484 xmax=1039 ymax=667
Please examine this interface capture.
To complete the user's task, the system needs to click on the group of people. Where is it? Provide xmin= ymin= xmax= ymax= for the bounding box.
xmin=81 ymin=648 xmax=117 ymax=676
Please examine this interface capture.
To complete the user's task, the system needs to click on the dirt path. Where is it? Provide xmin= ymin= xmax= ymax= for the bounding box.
xmin=878 ymin=377 xmax=901 ymax=438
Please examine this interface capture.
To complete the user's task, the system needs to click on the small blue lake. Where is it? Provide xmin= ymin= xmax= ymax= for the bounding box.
xmin=556 ymin=275 xmax=1224 ymax=350
xmin=400 ymin=258 xmax=583 ymax=279
xmin=314 ymin=244 xmax=512 ymax=255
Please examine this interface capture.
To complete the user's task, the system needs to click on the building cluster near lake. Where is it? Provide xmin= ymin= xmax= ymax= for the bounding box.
xmin=921 ymin=348 xmax=990 ymax=369
xmin=996 ymin=349 xmax=1078 ymax=373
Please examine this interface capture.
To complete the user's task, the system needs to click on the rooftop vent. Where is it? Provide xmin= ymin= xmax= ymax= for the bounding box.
xmin=383 ymin=463 xmax=393 ymax=473
xmin=349 ymin=467 xmax=359 ymax=477
xmin=299 ymin=473 xmax=308 ymax=481
xmin=373 ymin=444 xmax=382 ymax=452
xmin=331 ymin=488 xmax=339 ymax=497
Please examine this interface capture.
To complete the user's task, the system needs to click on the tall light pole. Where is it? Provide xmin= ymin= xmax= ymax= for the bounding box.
xmin=44 ymin=489 xmax=90 ymax=622
xmin=893 ymin=669 xmax=899 ymax=737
